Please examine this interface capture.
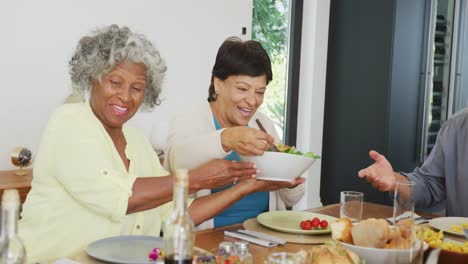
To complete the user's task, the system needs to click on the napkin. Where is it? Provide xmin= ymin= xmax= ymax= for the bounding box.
xmin=237 ymin=229 xmax=286 ymax=245
xmin=224 ymin=231 xmax=279 ymax=247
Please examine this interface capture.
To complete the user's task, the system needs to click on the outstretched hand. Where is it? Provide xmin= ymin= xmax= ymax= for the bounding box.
xmin=358 ymin=150 xmax=397 ymax=191
xmin=188 ymin=159 xmax=257 ymax=191
xmin=221 ymin=126 xmax=274 ymax=156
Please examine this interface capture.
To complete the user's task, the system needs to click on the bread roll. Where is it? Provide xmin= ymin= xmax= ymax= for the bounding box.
xmin=331 ymin=218 xmax=353 ymax=243
xmin=351 ymin=218 xmax=390 ymax=248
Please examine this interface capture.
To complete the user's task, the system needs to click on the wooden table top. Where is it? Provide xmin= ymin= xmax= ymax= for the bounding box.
xmin=195 ymin=202 xmax=393 ymax=263
xmin=70 ymin=202 xmax=394 ymax=263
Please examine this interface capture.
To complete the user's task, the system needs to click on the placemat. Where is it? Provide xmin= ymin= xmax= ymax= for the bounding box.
xmin=242 ymin=218 xmax=331 ymax=244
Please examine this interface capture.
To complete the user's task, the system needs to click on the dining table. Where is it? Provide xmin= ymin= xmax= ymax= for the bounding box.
xmin=70 ymin=202 xmax=400 ymax=263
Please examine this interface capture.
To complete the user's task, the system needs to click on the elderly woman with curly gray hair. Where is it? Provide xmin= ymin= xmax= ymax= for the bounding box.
xmin=18 ymin=25 xmax=259 ymax=262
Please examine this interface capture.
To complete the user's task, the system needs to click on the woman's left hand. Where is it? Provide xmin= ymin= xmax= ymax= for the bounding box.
xmin=188 ymin=159 xmax=257 ymax=191
xmin=237 ymin=177 xmax=305 ymax=193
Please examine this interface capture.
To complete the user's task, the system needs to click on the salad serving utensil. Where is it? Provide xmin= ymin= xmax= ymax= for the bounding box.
xmin=255 ymin=119 xmax=280 ymax=152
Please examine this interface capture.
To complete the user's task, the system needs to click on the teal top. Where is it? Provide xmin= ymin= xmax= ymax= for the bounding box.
xmin=212 ymin=115 xmax=269 ymax=227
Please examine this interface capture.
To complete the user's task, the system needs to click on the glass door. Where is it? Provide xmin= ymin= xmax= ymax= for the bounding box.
xmin=421 ymin=0 xmax=457 ymax=160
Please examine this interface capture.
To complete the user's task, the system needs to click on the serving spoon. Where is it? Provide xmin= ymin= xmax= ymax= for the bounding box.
xmin=255 ymin=119 xmax=280 ymax=152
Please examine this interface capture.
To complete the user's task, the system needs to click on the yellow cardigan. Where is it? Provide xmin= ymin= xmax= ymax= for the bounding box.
xmin=19 ymin=102 xmax=170 ymax=263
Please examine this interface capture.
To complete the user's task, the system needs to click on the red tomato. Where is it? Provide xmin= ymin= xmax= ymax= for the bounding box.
xmin=320 ymin=220 xmax=328 ymax=229
xmin=300 ymin=221 xmax=306 ymax=229
xmin=311 ymin=218 xmax=320 ymax=228
xmin=302 ymin=222 xmax=312 ymax=230
xmin=312 ymin=217 xmax=320 ymax=222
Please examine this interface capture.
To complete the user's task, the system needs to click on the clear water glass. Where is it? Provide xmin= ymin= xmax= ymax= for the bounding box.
xmin=393 ymin=181 xmax=416 ymax=224
xmin=393 ymin=180 xmax=417 ymax=263
xmin=268 ymin=252 xmax=305 ymax=264
xmin=340 ymin=191 xmax=364 ymax=222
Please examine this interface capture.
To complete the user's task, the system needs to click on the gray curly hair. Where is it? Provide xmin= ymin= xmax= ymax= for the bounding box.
xmin=69 ymin=24 xmax=166 ymax=109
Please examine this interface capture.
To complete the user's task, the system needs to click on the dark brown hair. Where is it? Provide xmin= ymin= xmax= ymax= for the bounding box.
xmin=207 ymin=37 xmax=272 ymax=102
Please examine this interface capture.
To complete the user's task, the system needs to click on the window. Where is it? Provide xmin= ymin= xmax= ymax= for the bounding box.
xmin=252 ymin=0 xmax=302 ymax=145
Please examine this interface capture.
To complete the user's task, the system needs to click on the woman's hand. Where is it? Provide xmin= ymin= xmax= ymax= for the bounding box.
xmin=221 ymin=126 xmax=274 ymax=156
xmin=188 ymin=159 xmax=257 ymax=191
xmin=358 ymin=150 xmax=400 ymax=191
xmin=236 ymin=177 xmax=305 ymax=194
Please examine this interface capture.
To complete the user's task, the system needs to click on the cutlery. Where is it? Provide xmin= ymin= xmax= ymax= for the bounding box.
xmin=224 ymin=230 xmax=279 ymax=247
xmin=464 ymin=228 xmax=468 ymax=240
xmin=255 ymin=119 xmax=280 ymax=152
xmin=385 ymin=212 xmax=430 ymax=225
xmin=444 ymin=237 xmax=464 ymax=244
xmin=236 ymin=229 xmax=286 ymax=245
xmin=386 ymin=217 xmax=430 ymax=226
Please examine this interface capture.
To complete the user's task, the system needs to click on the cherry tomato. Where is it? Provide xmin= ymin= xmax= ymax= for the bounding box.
xmin=320 ymin=220 xmax=328 ymax=229
xmin=302 ymin=221 xmax=312 ymax=230
xmin=300 ymin=221 xmax=306 ymax=229
xmin=311 ymin=218 xmax=320 ymax=228
xmin=312 ymin=217 xmax=320 ymax=222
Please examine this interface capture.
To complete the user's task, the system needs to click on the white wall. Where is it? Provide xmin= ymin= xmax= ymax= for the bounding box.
xmin=0 ymin=0 xmax=252 ymax=169
xmin=295 ymin=0 xmax=331 ymax=210
xmin=1 ymin=0 xmax=331 ymax=210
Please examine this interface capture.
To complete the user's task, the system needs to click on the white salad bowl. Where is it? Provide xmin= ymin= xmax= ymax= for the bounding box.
xmin=239 ymin=152 xmax=316 ymax=181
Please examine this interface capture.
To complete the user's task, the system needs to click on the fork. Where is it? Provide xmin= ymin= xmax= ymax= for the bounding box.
xmin=464 ymin=228 xmax=468 ymax=240
xmin=255 ymin=119 xmax=280 ymax=152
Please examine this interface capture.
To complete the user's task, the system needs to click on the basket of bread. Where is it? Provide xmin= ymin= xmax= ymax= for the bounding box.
xmin=296 ymin=241 xmax=364 ymax=264
xmin=330 ymin=218 xmax=423 ymax=264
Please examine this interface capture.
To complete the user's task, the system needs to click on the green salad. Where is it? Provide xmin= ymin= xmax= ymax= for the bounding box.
xmin=274 ymin=143 xmax=321 ymax=159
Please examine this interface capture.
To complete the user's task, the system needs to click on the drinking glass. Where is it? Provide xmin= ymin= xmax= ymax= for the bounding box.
xmin=393 ymin=180 xmax=416 ymax=263
xmin=339 ymin=191 xmax=364 ymax=222
xmin=392 ymin=181 xmax=416 ymax=224
xmin=268 ymin=252 xmax=305 ymax=264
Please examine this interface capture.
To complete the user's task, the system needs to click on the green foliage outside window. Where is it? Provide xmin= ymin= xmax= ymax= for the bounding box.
xmin=252 ymin=0 xmax=289 ymax=138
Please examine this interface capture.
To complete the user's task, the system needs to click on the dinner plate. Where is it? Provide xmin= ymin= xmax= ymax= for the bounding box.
xmin=86 ymin=235 xmax=163 ymax=264
xmin=257 ymin=211 xmax=337 ymax=235
xmin=429 ymin=217 xmax=468 ymax=237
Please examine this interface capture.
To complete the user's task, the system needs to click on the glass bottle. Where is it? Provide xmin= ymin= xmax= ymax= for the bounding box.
xmin=0 ymin=189 xmax=26 ymax=264
xmin=233 ymin=241 xmax=252 ymax=264
xmin=163 ymin=169 xmax=194 ymax=264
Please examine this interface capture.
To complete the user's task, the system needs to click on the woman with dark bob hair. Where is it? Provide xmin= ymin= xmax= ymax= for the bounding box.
xmin=18 ymin=25 xmax=258 ymax=262
xmin=165 ymin=37 xmax=305 ymax=230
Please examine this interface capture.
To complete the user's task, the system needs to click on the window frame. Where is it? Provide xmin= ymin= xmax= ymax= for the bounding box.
xmin=284 ymin=0 xmax=303 ymax=146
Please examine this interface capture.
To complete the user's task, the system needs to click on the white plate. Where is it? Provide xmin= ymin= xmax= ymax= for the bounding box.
xmin=429 ymin=217 xmax=468 ymax=237
xmin=86 ymin=235 xmax=163 ymax=264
